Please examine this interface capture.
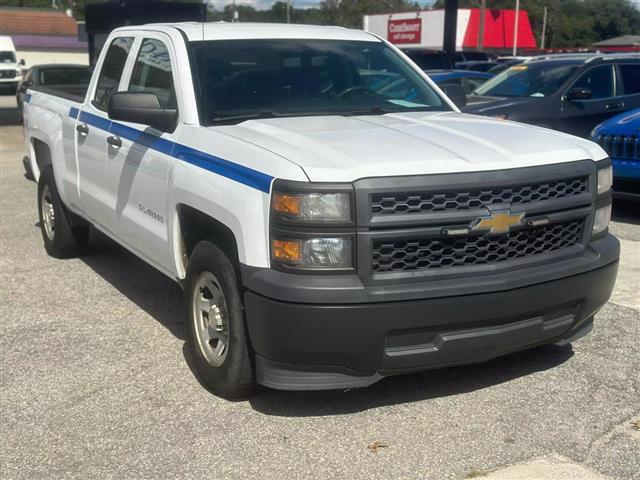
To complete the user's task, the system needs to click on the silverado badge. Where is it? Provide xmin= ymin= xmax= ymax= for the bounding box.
xmin=470 ymin=210 xmax=525 ymax=235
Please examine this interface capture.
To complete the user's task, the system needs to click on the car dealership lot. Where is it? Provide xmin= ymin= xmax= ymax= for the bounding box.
xmin=1 ymin=95 xmax=638 ymax=479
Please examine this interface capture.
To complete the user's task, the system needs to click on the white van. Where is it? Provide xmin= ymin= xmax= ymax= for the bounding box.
xmin=0 ymin=36 xmax=24 ymax=94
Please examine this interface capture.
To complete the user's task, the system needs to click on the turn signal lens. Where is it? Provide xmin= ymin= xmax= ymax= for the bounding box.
xmin=597 ymin=165 xmax=613 ymax=195
xmin=272 ymin=239 xmax=302 ymax=262
xmin=592 ymin=204 xmax=611 ymax=235
xmin=272 ymin=193 xmax=301 ymax=216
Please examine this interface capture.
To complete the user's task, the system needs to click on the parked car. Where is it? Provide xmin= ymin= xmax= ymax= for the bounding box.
xmin=454 ymin=60 xmax=497 ymax=72
xmin=16 ymin=64 xmax=91 ymax=119
xmin=405 ymin=50 xmax=453 ymax=70
xmin=428 ymin=69 xmax=494 ymax=96
xmin=22 ymin=24 xmax=618 ymax=397
xmin=0 ymin=36 xmax=24 ymax=94
xmin=455 ymin=51 xmax=490 ymax=62
xmin=487 ymin=59 xmax=523 ymax=75
xmin=591 ymin=108 xmax=640 ymax=200
xmin=405 ymin=51 xmax=490 ymax=71
xmin=464 ymin=54 xmax=640 ymax=138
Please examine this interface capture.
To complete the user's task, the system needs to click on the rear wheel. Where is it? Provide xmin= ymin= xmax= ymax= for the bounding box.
xmin=37 ymin=167 xmax=89 ymax=258
xmin=184 ymin=241 xmax=255 ymax=398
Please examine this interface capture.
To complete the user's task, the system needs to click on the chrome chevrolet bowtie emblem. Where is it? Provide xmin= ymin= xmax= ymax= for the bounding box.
xmin=470 ymin=209 xmax=525 ymax=235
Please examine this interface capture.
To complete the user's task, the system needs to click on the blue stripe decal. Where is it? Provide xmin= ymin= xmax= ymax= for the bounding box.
xmin=68 ymin=107 xmax=273 ymax=193
xmin=24 ymin=93 xmax=32 ymax=103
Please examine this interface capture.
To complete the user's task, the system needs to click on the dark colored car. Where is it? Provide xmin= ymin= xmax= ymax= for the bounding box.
xmin=405 ymin=51 xmax=453 ymax=70
xmin=487 ymin=59 xmax=523 ymax=75
xmin=16 ymin=64 xmax=91 ymax=118
xmin=463 ymin=54 xmax=640 ymax=138
xmin=591 ymin=108 xmax=640 ymax=200
xmin=427 ymin=69 xmax=494 ymax=95
xmin=454 ymin=51 xmax=490 ymax=62
xmin=454 ymin=60 xmax=497 ymax=72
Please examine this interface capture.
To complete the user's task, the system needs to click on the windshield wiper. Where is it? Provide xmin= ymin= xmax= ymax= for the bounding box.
xmin=211 ymin=110 xmax=285 ymax=124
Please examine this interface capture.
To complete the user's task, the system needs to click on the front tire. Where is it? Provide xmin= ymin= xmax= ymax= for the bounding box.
xmin=37 ymin=167 xmax=89 ymax=258
xmin=184 ymin=241 xmax=255 ymax=398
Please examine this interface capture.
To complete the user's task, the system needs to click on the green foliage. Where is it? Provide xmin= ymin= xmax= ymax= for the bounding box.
xmin=4 ymin=0 xmax=640 ymax=48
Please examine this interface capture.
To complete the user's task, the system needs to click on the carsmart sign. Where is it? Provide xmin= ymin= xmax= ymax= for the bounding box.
xmin=387 ymin=18 xmax=422 ymax=44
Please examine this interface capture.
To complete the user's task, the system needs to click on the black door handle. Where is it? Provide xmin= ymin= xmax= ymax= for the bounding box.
xmin=605 ymin=102 xmax=623 ymax=110
xmin=76 ymin=123 xmax=88 ymax=135
xmin=106 ymin=135 xmax=122 ymax=148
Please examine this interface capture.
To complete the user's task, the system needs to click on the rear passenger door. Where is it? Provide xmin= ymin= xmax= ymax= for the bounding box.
xmin=76 ymin=36 xmax=134 ymax=231
xmin=104 ymin=33 xmax=179 ymax=270
xmin=560 ymin=64 xmax=618 ymax=137
xmin=617 ymin=63 xmax=640 ymax=111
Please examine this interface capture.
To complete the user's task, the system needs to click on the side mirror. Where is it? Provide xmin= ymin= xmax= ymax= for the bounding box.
xmin=443 ymin=84 xmax=467 ymax=108
xmin=108 ymin=92 xmax=177 ymax=133
xmin=19 ymin=59 xmax=25 ymax=66
xmin=566 ymin=87 xmax=592 ymax=101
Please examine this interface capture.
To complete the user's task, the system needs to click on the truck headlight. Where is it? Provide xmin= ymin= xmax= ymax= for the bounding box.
xmin=272 ymin=192 xmax=351 ymax=222
xmin=271 ymin=237 xmax=352 ymax=268
xmin=597 ymin=165 xmax=612 ymax=195
xmin=270 ymin=180 xmax=355 ymax=271
xmin=592 ymin=204 xmax=611 ymax=236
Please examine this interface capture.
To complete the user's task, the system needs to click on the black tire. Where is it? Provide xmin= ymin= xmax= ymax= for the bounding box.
xmin=184 ymin=241 xmax=256 ymax=398
xmin=37 ymin=167 xmax=89 ymax=258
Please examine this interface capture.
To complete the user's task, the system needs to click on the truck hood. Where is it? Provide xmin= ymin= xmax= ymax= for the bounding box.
xmin=215 ymin=111 xmax=606 ymax=182
xmin=463 ymin=96 xmax=540 ymax=115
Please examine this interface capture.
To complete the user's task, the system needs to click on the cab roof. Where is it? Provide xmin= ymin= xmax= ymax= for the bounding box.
xmin=120 ymin=22 xmax=379 ymax=43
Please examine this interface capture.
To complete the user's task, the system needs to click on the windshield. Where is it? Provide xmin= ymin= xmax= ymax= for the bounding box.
xmin=0 ymin=51 xmax=17 ymax=64
xmin=40 ymin=67 xmax=91 ymax=86
xmin=473 ymin=61 xmax=581 ymax=98
xmin=191 ymin=39 xmax=450 ymax=125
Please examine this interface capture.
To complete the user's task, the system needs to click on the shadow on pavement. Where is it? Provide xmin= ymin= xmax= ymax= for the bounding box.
xmin=249 ymin=344 xmax=573 ymax=416
xmin=0 ymin=94 xmax=21 ymax=126
xmin=79 ymin=230 xmax=185 ymax=340
xmin=612 ymin=198 xmax=640 ymax=225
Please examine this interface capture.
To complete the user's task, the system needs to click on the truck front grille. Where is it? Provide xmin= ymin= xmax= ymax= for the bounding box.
xmin=0 ymin=70 xmax=16 ymax=79
xmin=371 ymin=176 xmax=588 ymax=215
xmin=371 ymin=219 xmax=584 ymax=273
xmin=595 ymin=134 xmax=639 ymax=161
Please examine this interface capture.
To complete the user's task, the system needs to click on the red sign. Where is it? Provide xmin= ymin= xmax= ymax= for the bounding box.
xmin=388 ymin=18 xmax=422 ymax=44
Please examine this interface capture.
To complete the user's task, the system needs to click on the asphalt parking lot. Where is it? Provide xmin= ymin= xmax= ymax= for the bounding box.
xmin=1 ymin=94 xmax=638 ymax=480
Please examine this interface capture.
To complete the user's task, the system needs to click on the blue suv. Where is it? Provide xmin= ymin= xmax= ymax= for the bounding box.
xmin=592 ymin=108 xmax=640 ymax=200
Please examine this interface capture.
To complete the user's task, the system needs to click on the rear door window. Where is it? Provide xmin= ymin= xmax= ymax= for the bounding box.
xmin=128 ymin=38 xmax=177 ymax=109
xmin=571 ymin=65 xmax=614 ymax=99
xmin=93 ymin=37 xmax=134 ymax=111
xmin=619 ymin=64 xmax=640 ymax=95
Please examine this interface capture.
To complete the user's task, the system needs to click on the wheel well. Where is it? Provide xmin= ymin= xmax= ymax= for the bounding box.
xmin=31 ymin=138 xmax=52 ymax=172
xmin=177 ymin=205 xmax=240 ymax=271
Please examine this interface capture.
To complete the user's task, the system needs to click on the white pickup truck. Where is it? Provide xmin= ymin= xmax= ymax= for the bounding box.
xmin=23 ymin=23 xmax=619 ymax=398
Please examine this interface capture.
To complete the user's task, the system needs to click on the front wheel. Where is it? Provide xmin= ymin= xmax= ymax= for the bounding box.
xmin=184 ymin=241 xmax=256 ymax=398
xmin=37 ymin=167 xmax=89 ymax=258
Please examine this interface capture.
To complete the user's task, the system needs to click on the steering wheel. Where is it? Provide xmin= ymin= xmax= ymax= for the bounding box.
xmin=337 ymin=85 xmax=373 ymax=98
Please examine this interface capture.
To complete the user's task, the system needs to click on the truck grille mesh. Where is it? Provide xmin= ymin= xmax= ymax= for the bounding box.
xmin=371 ymin=220 xmax=583 ymax=273
xmin=371 ymin=177 xmax=588 ymax=215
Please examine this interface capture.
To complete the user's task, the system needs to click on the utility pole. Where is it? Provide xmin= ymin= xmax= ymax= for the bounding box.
xmin=286 ymin=0 xmax=291 ymax=23
xmin=540 ymin=6 xmax=548 ymax=50
xmin=232 ymin=0 xmax=239 ymax=22
xmin=477 ymin=0 xmax=486 ymax=52
xmin=512 ymin=0 xmax=520 ymax=56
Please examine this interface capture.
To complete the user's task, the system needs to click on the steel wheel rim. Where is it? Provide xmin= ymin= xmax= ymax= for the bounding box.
xmin=41 ymin=184 xmax=55 ymax=241
xmin=192 ymin=271 xmax=229 ymax=367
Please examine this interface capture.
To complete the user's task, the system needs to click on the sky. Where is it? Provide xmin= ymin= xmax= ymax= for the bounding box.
xmin=204 ymin=0 xmax=436 ymax=10
xmin=204 ymin=0 xmax=640 ymax=11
